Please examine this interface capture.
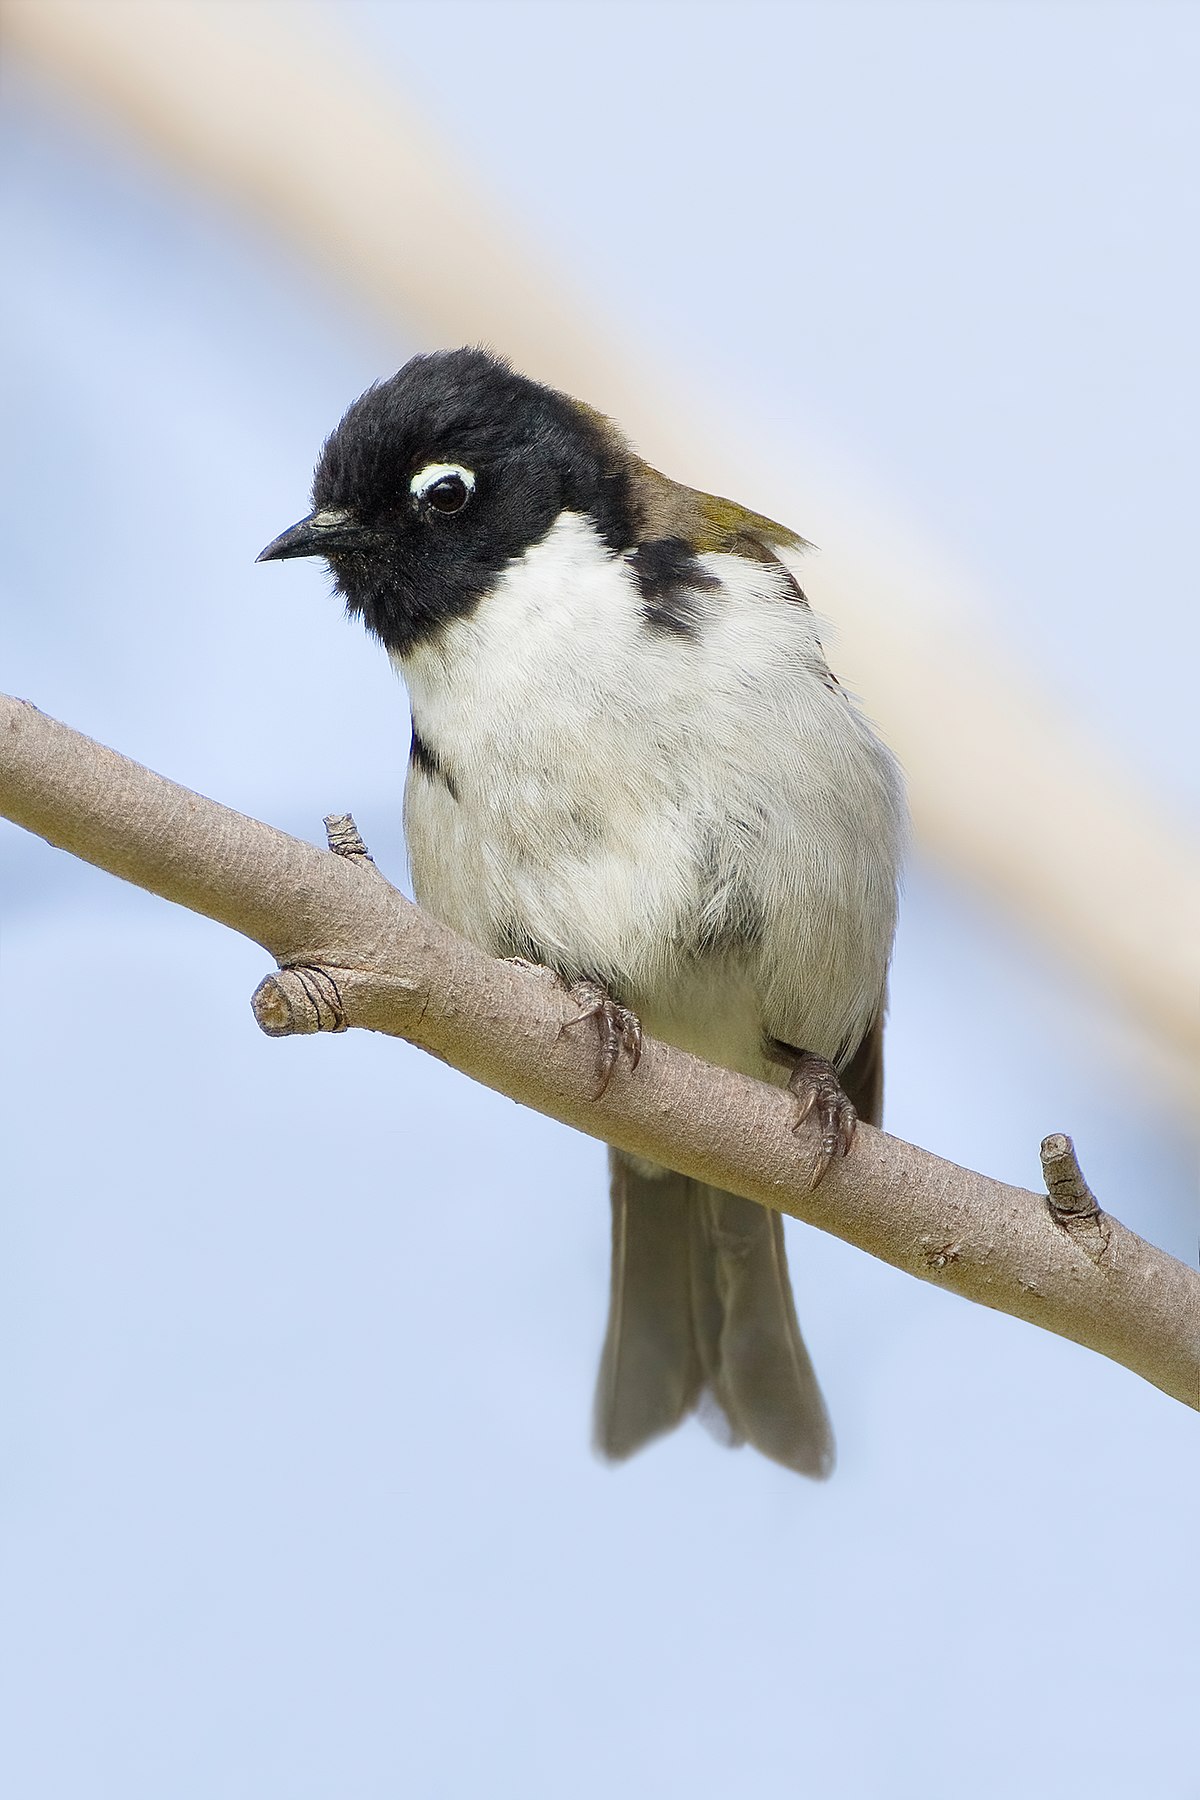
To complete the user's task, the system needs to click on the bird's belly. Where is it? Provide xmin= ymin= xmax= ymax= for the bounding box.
xmin=409 ymin=802 xmax=769 ymax=1079
xmin=404 ymin=754 xmax=711 ymax=999
xmin=404 ymin=750 xmax=881 ymax=1085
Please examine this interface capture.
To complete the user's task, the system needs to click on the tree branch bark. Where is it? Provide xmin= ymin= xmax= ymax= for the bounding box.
xmin=3 ymin=692 xmax=1197 ymax=1411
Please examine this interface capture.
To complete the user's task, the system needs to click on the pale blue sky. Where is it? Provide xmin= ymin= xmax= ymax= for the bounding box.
xmin=1 ymin=5 xmax=1196 ymax=1797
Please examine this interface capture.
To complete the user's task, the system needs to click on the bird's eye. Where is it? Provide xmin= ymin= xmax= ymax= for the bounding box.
xmin=427 ymin=475 xmax=469 ymax=514
xmin=410 ymin=462 xmax=475 ymax=516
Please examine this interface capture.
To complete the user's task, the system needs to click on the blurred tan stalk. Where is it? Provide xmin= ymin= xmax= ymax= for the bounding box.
xmin=4 ymin=0 xmax=1198 ymax=1096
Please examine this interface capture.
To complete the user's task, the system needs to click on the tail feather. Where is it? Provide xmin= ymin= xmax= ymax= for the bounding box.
xmin=595 ymin=1150 xmax=833 ymax=1477
xmin=593 ymin=1154 xmax=702 ymax=1460
xmin=698 ymin=1186 xmax=833 ymax=1477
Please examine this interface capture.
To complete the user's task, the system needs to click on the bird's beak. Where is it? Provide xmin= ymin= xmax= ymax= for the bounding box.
xmin=256 ymin=509 xmax=367 ymax=562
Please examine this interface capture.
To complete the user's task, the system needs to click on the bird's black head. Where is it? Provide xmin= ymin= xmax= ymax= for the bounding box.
xmin=257 ymin=348 xmax=638 ymax=655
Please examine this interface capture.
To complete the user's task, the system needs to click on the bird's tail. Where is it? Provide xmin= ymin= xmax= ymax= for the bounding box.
xmin=593 ymin=1149 xmax=834 ymax=1477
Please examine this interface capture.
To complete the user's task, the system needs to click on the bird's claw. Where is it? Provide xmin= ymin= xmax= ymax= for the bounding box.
xmin=787 ymin=1051 xmax=857 ymax=1186
xmin=562 ymin=981 xmax=643 ymax=1098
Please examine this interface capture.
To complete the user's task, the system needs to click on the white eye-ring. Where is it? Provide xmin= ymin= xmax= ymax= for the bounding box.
xmin=410 ymin=462 xmax=475 ymax=515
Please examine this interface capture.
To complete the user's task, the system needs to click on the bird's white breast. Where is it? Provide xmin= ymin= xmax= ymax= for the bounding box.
xmin=396 ymin=512 xmax=905 ymax=1079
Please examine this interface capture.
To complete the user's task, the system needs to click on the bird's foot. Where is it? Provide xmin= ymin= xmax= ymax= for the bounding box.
xmin=786 ymin=1050 xmax=857 ymax=1184
xmin=561 ymin=980 xmax=643 ymax=1098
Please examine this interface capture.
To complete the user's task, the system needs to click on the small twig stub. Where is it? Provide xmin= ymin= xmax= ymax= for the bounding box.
xmin=1041 ymin=1132 xmax=1100 ymax=1220
xmin=1041 ymin=1131 xmax=1111 ymax=1263
xmin=324 ymin=813 xmax=373 ymax=860
xmin=252 ymin=966 xmax=347 ymax=1036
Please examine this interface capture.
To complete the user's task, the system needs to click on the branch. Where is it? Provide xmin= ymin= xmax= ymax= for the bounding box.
xmin=3 ymin=693 xmax=1197 ymax=1412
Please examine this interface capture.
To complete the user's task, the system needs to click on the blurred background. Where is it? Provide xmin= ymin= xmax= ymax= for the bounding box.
xmin=1 ymin=3 xmax=1197 ymax=1796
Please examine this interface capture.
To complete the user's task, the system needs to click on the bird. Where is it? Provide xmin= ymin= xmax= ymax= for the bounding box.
xmin=258 ymin=348 xmax=906 ymax=1477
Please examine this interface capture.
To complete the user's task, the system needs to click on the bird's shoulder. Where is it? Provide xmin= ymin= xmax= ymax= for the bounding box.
xmin=566 ymin=399 xmax=811 ymax=565
xmin=612 ymin=457 xmax=815 ymax=618
xmin=626 ymin=458 xmax=809 ymax=561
